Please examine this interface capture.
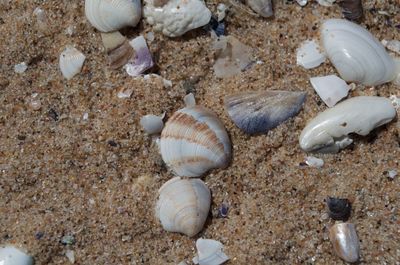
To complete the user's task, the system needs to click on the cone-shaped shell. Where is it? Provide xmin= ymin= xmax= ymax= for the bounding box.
xmin=160 ymin=105 xmax=231 ymax=177
xmin=156 ymin=177 xmax=211 ymax=237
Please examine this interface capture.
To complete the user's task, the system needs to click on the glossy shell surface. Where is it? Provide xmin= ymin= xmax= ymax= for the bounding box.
xmin=329 ymin=223 xmax=360 ymax=263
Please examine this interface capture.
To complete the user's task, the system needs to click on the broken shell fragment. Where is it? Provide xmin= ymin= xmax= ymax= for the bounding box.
xmin=85 ymin=0 xmax=142 ymax=32
xmin=59 ymin=46 xmax=86 ymax=80
xmin=160 ymin=96 xmax=231 ymax=177
xmin=299 ymin=96 xmax=396 ymax=153
xmin=140 ymin=113 xmax=165 ymax=134
xmin=310 ymin=75 xmax=349 ymax=107
xmin=297 ymin=40 xmax=326 ymax=69
xmin=224 ymin=90 xmax=306 ymax=135
xmin=329 ymin=223 xmax=360 ymax=263
xmin=143 ymin=0 xmax=212 ymax=37
xmin=305 ymin=156 xmax=324 ymax=168
xmin=101 ymin=32 xmax=134 ymax=69
xmin=0 ymin=246 xmax=34 ymax=265
xmin=124 ymin=36 xmax=154 ymax=76
xmin=193 ymin=238 xmax=229 ymax=265
xmin=156 ymin=177 xmax=211 ymax=237
xmin=326 ymin=197 xmax=351 ymax=221
xmin=338 ymin=0 xmax=363 ymax=22
xmin=245 ymin=0 xmax=273 ymax=18
xmin=317 ymin=0 xmax=336 ymax=6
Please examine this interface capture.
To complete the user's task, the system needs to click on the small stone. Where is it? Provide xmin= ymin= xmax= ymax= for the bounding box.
xmin=121 ymin=235 xmax=132 ymax=242
xmin=35 ymin=231 xmax=44 ymax=240
xmin=61 ymin=235 xmax=75 ymax=245
xmin=387 ymin=169 xmax=397 ymax=180
xmin=14 ymin=62 xmax=28 ymax=73
xmin=305 ymin=156 xmax=324 ymax=168
xmin=82 ymin=112 xmax=89 ymax=120
xmin=65 ymin=250 xmax=75 ymax=264
xmin=48 ymin=108 xmax=59 ymax=121
xmin=218 ymin=203 xmax=229 ymax=218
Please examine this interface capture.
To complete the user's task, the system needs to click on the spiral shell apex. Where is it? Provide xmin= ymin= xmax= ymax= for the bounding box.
xmin=160 ymin=105 xmax=231 ymax=177
xmin=156 ymin=177 xmax=211 ymax=237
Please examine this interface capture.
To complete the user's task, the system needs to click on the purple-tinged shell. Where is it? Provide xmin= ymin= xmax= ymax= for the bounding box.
xmin=125 ymin=36 xmax=154 ymax=76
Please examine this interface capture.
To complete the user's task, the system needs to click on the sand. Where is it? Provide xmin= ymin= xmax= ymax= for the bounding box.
xmin=0 ymin=0 xmax=399 ymax=264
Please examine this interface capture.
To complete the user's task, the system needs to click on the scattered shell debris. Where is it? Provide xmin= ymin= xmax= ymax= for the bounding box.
xmin=59 ymin=46 xmax=86 ymax=80
xmin=193 ymin=238 xmax=229 ymax=265
xmin=305 ymin=156 xmax=324 ymax=168
xmin=124 ymin=36 xmax=154 ymax=77
xmin=0 ymin=246 xmax=34 ymax=265
xmin=296 ymin=40 xmax=326 ymax=69
xmin=310 ymin=75 xmax=349 ymax=107
xmin=14 ymin=62 xmax=28 ymax=73
xmin=140 ymin=113 xmax=165 ymax=135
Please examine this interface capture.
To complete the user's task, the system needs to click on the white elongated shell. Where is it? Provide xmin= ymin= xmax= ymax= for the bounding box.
xmin=156 ymin=177 xmax=211 ymax=237
xmin=310 ymin=75 xmax=349 ymax=107
xmin=299 ymin=96 xmax=396 ymax=153
xmin=0 ymin=246 xmax=34 ymax=265
xmin=85 ymin=0 xmax=141 ymax=32
xmin=321 ymin=19 xmax=397 ymax=86
xmin=59 ymin=46 xmax=86 ymax=80
xmin=143 ymin=0 xmax=212 ymax=37
xmin=329 ymin=223 xmax=360 ymax=263
xmin=140 ymin=113 xmax=165 ymax=134
xmin=296 ymin=40 xmax=326 ymax=69
xmin=193 ymin=238 xmax=229 ymax=265
xmin=160 ymin=105 xmax=231 ymax=177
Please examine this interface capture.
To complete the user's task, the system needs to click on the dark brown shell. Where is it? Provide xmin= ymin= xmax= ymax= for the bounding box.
xmin=338 ymin=0 xmax=363 ymax=23
xmin=326 ymin=197 xmax=352 ymax=221
xmin=108 ymin=40 xmax=134 ymax=70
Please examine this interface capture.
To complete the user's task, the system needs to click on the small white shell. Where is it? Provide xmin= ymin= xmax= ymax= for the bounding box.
xmin=296 ymin=40 xmax=326 ymax=69
xmin=156 ymin=177 xmax=211 ymax=237
xmin=305 ymin=156 xmax=324 ymax=168
xmin=140 ymin=113 xmax=165 ymax=134
xmin=245 ymin=0 xmax=273 ymax=18
xmin=193 ymin=238 xmax=229 ymax=265
xmin=310 ymin=75 xmax=349 ymax=107
xmin=143 ymin=0 xmax=212 ymax=37
xmin=299 ymin=96 xmax=396 ymax=153
xmin=59 ymin=46 xmax=86 ymax=80
xmin=160 ymin=101 xmax=231 ymax=177
xmin=329 ymin=223 xmax=360 ymax=263
xmin=85 ymin=0 xmax=141 ymax=32
xmin=0 ymin=246 xmax=34 ymax=265
xmin=317 ymin=0 xmax=336 ymax=6
xmin=321 ymin=19 xmax=398 ymax=86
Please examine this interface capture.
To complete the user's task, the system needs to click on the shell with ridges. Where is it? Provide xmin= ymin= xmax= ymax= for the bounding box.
xmin=156 ymin=177 xmax=211 ymax=237
xmin=193 ymin=238 xmax=229 ymax=265
xmin=59 ymin=46 xmax=86 ymax=80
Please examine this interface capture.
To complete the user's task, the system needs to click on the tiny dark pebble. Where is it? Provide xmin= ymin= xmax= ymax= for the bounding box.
xmin=3 ymin=234 xmax=11 ymax=240
xmin=218 ymin=203 xmax=229 ymax=218
xmin=108 ymin=140 xmax=118 ymax=147
xmin=48 ymin=108 xmax=59 ymax=121
xmin=396 ymin=24 xmax=400 ymax=30
xmin=326 ymin=197 xmax=352 ymax=221
xmin=61 ymin=235 xmax=75 ymax=245
xmin=17 ymin=134 xmax=26 ymax=141
xmin=35 ymin=231 xmax=44 ymax=240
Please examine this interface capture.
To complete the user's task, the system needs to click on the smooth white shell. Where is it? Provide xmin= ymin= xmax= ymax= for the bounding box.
xmin=321 ymin=19 xmax=397 ymax=86
xmin=310 ymin=75 xmax=349 ymax=107
xmin=59 ymin=46 xmax=86 ymax=80
xmin=193 ymin=238 xmax=229 ymax=265
xmin=85 ymin=0 xmax=141 ymax=32
xmin=329 ymin=223 xmax=360 ymax=263
xmin=156 ymin=177 xmax=211 ymax=237
xmin=140 ymin=113 xmax=165 ymax=134
xmin=305 ymin=156 xmax=324 ymax=168
xmin=299 ymin=96 xmax=396 ymax=153
xmin=317 ymin=0 xmax=336 ymax=6
xmin=296 ymin=40 xmax=326 ymax=69
xmin=160 ymin=103 xmax=231 ymax=177
xmin=143 ymin=0 xmax=212 ymax=37
xmin=0 ymin=246 xmax=34 ymax=265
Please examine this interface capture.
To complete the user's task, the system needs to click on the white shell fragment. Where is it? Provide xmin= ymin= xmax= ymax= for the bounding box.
xmin=381 ymin=39 xmax=400 ymax=55
xmin=321 ymin=19 xmax=398 ymax=86
xmin=156 ymin=177 xmax=211 ymax=237
xmin=310 ymin=75 xmax=350 ymax=107
xmin=245 ymin=0 xmax=273 ymax=18
xmin=143 ymin=0 xmax=212 ymax=37
xmin=224 ymin=90 xmax=307 ymax=135
xmin=317 ymin=0 xmax=336 ymax=6
xmin=0 ymin=246 xmax=34 ymax=265
xmin=299 ymin=96 xmax=396 ymax=153
xmin=14 ymin=62 xmax=28 ymax=73
xmin=329 ymin=223 xmax=360 ymax=263
xmin=296 ymin=0 xmax=308 ymax=7
xmin=160 ymin=99 xmax=231 ymax=177
xmin=305 ymin=156 xmax=324 ymax=168
xmin=140 ymin=113 xmax=165 ymax=134
xmin=296 ymin=40 xmax=326 ymax=69
xmin=59 ymin=46 xmax=86 ymax=80
xmin=193 ymin=238 xmax=229 ymax=265
xmin=85 ymin=0 xmax=141 ymax=32
xmin=125 ymin=36 xmax=154 ymax=77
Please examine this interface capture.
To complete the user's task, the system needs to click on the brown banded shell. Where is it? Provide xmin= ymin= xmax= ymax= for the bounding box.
xmin=101 ymin=32 xmax=134 ymax=69
xmin=160 ymin=104 xmax=231 ymax=177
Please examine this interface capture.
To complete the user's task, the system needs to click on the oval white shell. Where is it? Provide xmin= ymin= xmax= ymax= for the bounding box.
xmin=296 ymin=39 xmax=326 ymax=69
xmin=245 ymin=0 xmax=273 ymax=18
xmin=140 ymin=113 xmax=165 ymax=134
xmin=160 ymin=104 xmax=231 ymax=177
xmin=59 ymin=46 xmax=86 ymax=80
xmin=310 ymin=75 xmax=349 ymax=107
xmin=193 ymin=238 xmax=229 ymax=265
xmin=329 ymin=223 xmax=360 ymax=263
xmin=299 ymin=96 xmax=396 ymax=153
xmin=156 ymin=177 xmax=211 ymax=237
xmin=0 ymin=246 xmax=34 ymax=265
xmin=321 ymin=19 xmax=397 ymax=86
xmin=143 ymin=0 xmax=212 ymax=37
xmin=85 ymin=0 xmax=141 ymax=32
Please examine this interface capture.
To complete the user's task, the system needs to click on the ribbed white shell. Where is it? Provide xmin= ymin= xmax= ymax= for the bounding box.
xmin=321 ymin=19 xmax=397 ymax=86
xmin=85 ymin=0 xmax=141 ymax=32
xmin=59 ymin=46 xmax=86 ymax=80
xmin=0 ymin=246 xmax=33 ymax=265
xmin=156 ymin=177 xmax=211 ymax=237
xmin=160 ymin=106 xmax=231 ymax=177
xmin=193 ymin=238 xmax=229 ymax=265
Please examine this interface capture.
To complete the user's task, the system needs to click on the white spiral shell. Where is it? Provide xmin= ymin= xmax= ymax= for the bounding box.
xmin=85 ymin=0 xmax=142 ymax=32
xmin=160 ymin=104 xmax=231 ymax=177
xmin=321 ymin=19 xmax=397 ymax=86
xmin=156 ymin=177 xmax=211 ymax=237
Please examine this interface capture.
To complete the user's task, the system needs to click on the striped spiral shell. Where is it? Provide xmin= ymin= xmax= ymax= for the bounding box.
xmin=160 ymin=105 xmax=231 ymax=177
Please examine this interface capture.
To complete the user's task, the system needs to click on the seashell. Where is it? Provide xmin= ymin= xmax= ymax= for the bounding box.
xmin=156 ymin=177 xmax=211 ymax=237
xmin=101 ymin=31 xmax=134 ymax=69
xmin=59 ymin=46 xmax=86 ymax=80
xmin=245 ymin=0 xmax=273 ymax=18
xmin=296 ymin=39 xmax=326 ymax=69
xmin=338 ymin=0 xmax=363 ymax=22
xmin=310 ymin=75 xmax=349 ymax=107
xmin=305 ymin=156 xmax=324 ymax=168
xmin=321 ymin=19 xmax=398 ymax=86
xmin=85 ymin=0 xmax=141 ymax=32
xmin=317 ymin=0 xmax=335 ymax=6
xmin=224 ymin=90 xmax=306 ymax=135
xmin=382 ymin=39 xmax=400 ymax=55
xmin=143 ymin=0 xmax=212 ymax=37
xmin=193 ymin=238 xmax=229 ymax=265
xmin=0 ymin=246 xmax=34 ymax=265
xmin=299 ymin=96 xmax=396 ymax=153
xmin=296 ymin=0 xmax=308 ymax=7
xmin=326 ymin=197 xmax=351 ymax=221
xmin=140 ymin=113 xmax=165 ymax=134
xmin=124 ymin=36 xmax=154 ymax=76
xmin=329 ymin=223 xmax=360 ymax=263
